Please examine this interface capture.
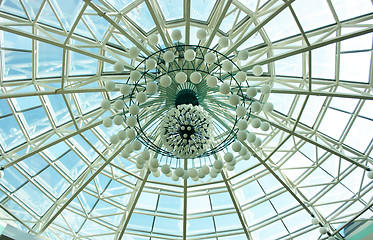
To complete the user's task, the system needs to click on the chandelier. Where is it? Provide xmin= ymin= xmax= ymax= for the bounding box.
xmin=99 ymin=29 xmax=275 ymax=181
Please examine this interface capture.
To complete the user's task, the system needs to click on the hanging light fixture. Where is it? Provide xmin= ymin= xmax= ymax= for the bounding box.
xmin=100 ymin=29 xmax=275 ymax=181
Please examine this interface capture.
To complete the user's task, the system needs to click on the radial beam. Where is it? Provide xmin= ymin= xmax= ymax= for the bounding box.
xmin=221 ymin=171 xmax=253 ymax=240
xmin=183 ymin=158 xmax=188 ymax=240
xmin=117 ymin=170 xmax=150 ymax=240
xmin=253 ymin=114 xmax=371 ymax=171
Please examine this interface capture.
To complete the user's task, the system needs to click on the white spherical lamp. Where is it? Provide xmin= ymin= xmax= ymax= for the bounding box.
xmin=190 ymin=72 xmax=202 ymax=84
xmin=236 ymin=105 xmax=247 ymax=118
xmin=246 ymin=87 xmax=257 ymax=98
xmin=224 ymin=152 xmax=234 ymax=162
xmin=260 ymin=121 xmax=270 ymax=131
xmin=126 ymin=128 xmax=136 ymax=140
xmin=175 ymin=72 xmax=187 ymax=84
xmin=219 ymin=36 xmax=229 ymax=48
xmin=126 ymin=116 xmax=137 ymax=127
xmin=189 ymin=168 xmax=198 ymax=178
xmin=247 ymin=132 xmax=256 ymax=143
xmin=226 ymin=164 xmax=235 ymax=171
xmin=263 ymin=102 xmax=274 ymax=113
xmin=253 ymin=137 xmax=262 ymax=147
xmin=239 ymin=146 xmax=248 ymax=156
xmin=130 ymin=70 xmax=141 ymax=82
xmin=251 ymin=118 xmax=261 ymax=128
xmin=117 ymin=130 xmax=127 ymax=140
xmin=132 ymin=140 xmax=142 ymax=151
xmin=110 ymin=134 xmax=119 ymax=144
xmin=136 ymin=92 xmax=147 ymax=104
xmin=125 ymin=143 xmax=133 ymax=154
xmin=232 ymin=142 xmax=242 ymax=152
xmin=201 ymin=165 xmax=210 ymax=175
xmin=113 ymin=115 xmax=124 ymax=125
xmin=163 ymin=51 xmax=175 ymax=63
xmin=252 ymin=65 xmax=263 ymax=76
xmin=172 ymin=173 xmax=179 ymax=181
xmin=184 ymin=49 xmax=196 ymax=61
xmin=207 ymin=76 xmax=218 ymax=87
xmin=160 ymin=75 xmax=172 ymax=87
xmin=120 ymin=84 xmax=131 ymax=95
xmin=205 ymin=52 xmax=216 ymax=64
xmin=105 ymin=81 xmax=116 ymax=91
xmin=101 ymin=99 xmax=111 ymax=110
xmin=237 ymin=130 xmax=247 ymax=142
xmin=261 ymin=84 xmax=271 ymax=95
xmin=311 ymin=218 xmax=319 ymax=225
xmin=175 ymin=167 xmax=184 ymax=177
xmin=114 ymin=100 xmax=124 ymax=110
xmin=367 ymin=170 xmax=373 ymax=179
xmin=237 ymin=119 xmax=248 ymax=130
xmin=238 ymin=50 xmax=249 ymax=60
xmin=146 ymin=59 xmax=157 ymax=70
xmin=113 ymin=62 xmax=125 ymax=73
xmin=213 ymin=160 xmax=223 ymax=169
xmin=236 ymin=71 xmax=246 ymax=83
xmin=103 ymin=117 xmax=113 ymax=128
xmin=146 ymin=81 xmax=158 ymax=94
xmin=220 ymin=83 xmax=230 ymax=94
xmin=222 ymin=61 xmax=233 ymax=72
xmin=171 ymin=29 xmax=182 ymax=41
xmin=150 ymin=158 xmax=159 ymax=168
xmin=319 ymin=227 xmax=327 ymax=235
xmin=128 ymin=46 xmax=140 ymax=58
xmin=196 ymin=29 xmax=208 ymax=40
xmin=161 ymin=164 xmax=171 ymax=174
xmin=209 ymin=170 xmax=218 ymax=178
xmin=251 ymin=102 xmax=262 ymax=113
xmin=148 ymin=34 xmax=159 ymax=46
xmin=129 ymin=104 xmax=140 ymax=115
xmin=229 ymin=94 xmax=240 ymax=106
xmin=152 ymin=170 xmax=161 ymax=177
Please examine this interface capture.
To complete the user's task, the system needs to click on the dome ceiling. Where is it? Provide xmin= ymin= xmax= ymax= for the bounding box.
xmin=0 ymin=0 xmax=373 ymax=239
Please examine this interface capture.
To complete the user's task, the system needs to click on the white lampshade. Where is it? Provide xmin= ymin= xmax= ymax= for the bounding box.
xmin=182 ymin=170 xmax=189 ymax=180
xmin=239 ymin=146 xmax=248 ymax=156
xmin=311 ymin=218 xmax=319 ymax=225
xmin=141 ymin=150 xmax=150 ymax=160
xmin=126 ymin=116 xmax=137 ymax=127
xmin=229 ymin=94 xmax=240 ymax=106
xmin=105 ymin=81 xmax=115 ymax=91
xmin=103 ymin=117 xmax=113 ymax=128
xmin=113 ymin=62 xmax=125 ymax=73
xmin=114 ymin=100 xmax=124 ymax=110
xmin=232 ymin=142 xmax=242 ymax=152
xmin=367 ymin=170 xmax=373 ymax=179
xmin=207 ymin=76 xmax=218 ymax=87
xmin=236 ymin=105 xmax=247 ymax=118
xmin=148 ymin=34 xmax=159 ymax=46
xmin=110 ymin=134 xmax=119 ymax=144
xmin=120 ymin=84 xmax=131 ymax=95
xmin=243 ymin=152 xmax=251 ymax=160
xmin=146 ymin=81 xmax=158 ymax=94
xmin=175 ymin=167 xmax=184 ymax=177
xmin=117 ymin=130 xmax=127 ymax=140
xmin=146 ymin=59 xmax=157 ymax=70
xmin=251 ymin=102 xmax=262 ymax=112
xmin=196 ymin=29 xmax=207 ymax=40
xmin=201 ymin=165 xmax=210 ymax=175
xmin=263 ymin=102 xmax=274 ymax=113
xmin=235 ymin=71 xmax=246 ymax=83
xmin=129 ymin=104 xmax=140 ymax=115
xmin=136 ymin=156 xmax=146 ymax=165
xmin=152 ymin=170 xmax=161 ymax=177
xmin=163 ymin=51 xmax=175 ymax=63
xmin=252 ymin=65 xmax=263 ymax=76
xmin=220 ymin=83 xmax=230 ymax=94
xmin=260 ymin=121 xmax=270 ymax=131
xmin=227 ymin=158 xmax=236 ymax=166
xmin=247 ymin=132 xmax=256 ymax=143
xmin=160 ymin=75 xmax=172 ymax=87
xmin=171 ymin=29 xmax=182 ymax=41
xmin=136 ymin=162 xmax=144 ymax=169
xmin=237 ymin=119 xmax=248 ymax=130
xmin=209 ymin=170 xmax=218 ymax=178
xmin=190 ymin=72 xmax=202 ymax=84
xmin=130 ymin=70 xmax=141 ymax=82
xmin=191 ymin=176 xmax=199 ymax=181
xmin=224 ymin=152 xmax=234 ymax=162
xmin=205 ymin=52 xmax=216 ymax=64
xmin=197 ymin=169 xmax=205 ymax=178
xmin=253 ymin=137 xmax=262 ymax=147
xmin=120 ymin=150 xmax=130 ymax=158
xmin=219 ymin=36 xmax=229 ymax=48
xmin=132 ymin=140 xmax=142 ymax=151
xmin=184 ymin=49 xmax=196 ymax=61
xmin=101 ymin=99 xmax=111 ymax=110
xmin=113 ymin=115 xmax=124 ymax=125
xmin=150 ymin=158 xmax=159 ymax=168
xmin=213 ymin=160 xmax=223 ymax=169
xmin=251 ymin=118 xmax=261 ymax=129
xmin=175 ymin=72 xmax=187 ymax=84
xmin=161 ymin=164 xmax=171 ymax=174
xmin=128 ymin=46 xmax=140 ymax=58
xmin=126 ymin=128 xmax=136 ymax=140
xmin=238 ymin=50 xmax=249 ymax=60
xmin=237 ymin=130 xmax=247 ymax=142
xmin=172 ymin=173 xmax=180 ymax=181
xmin=125 ymin=143 xmax=133 ymax=154
xmin=246 ymin=87 xmax=257 ymax=98
xmin=319 ymin=227 xmax=327 ymax=235
xmin=136 ymin=92 xmax=147 ymax=104
xmin=261 ymin=84 xmax=271 ymax=94
xmin=226 ymin=164 xmax=235 ymax=171
xmin=189 ymin=168 xmax=198 ymax=178
xmin=222 ymin=61 xmax=233 ymax=72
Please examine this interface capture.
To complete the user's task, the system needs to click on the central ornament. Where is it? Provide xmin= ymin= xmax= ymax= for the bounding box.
xmin=161 ymin=104 xmax=213 ymax=158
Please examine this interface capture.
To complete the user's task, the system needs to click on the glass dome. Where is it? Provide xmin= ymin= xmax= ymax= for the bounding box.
xmin=0 ymin=0 xmax=372 ymax=239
